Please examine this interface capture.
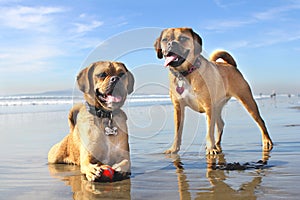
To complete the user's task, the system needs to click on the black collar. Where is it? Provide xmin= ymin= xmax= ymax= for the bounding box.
xmin=85 ymin=102 xmax=119 ymax=119
xmin=169 ymin=57 xmax=201 ymax=77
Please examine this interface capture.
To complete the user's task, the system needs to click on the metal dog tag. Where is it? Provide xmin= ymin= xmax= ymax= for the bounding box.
xmin=105 ymin=126 xmax=118 ymax=136
xmin=103 ymin=118 xmax=118 ymax=136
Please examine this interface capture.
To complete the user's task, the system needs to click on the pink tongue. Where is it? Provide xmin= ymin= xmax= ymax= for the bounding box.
xmin=164 ymin=55 xmax=178 ymax=67
xmin=105 ymin=95 xmax=122 ymax=103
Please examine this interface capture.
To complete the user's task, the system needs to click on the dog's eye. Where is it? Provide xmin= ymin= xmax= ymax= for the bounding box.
xmin=161 ymin=38 xmax=168 ymax=43
xmin=118 ymin=72 xmax=125 ymax=77
xmin=179 ymin=36 xmax=189 ymax=42
xmin=96 ymin=72 xmax=107 ymax=79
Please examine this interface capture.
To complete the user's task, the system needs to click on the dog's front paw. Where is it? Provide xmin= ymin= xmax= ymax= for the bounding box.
xmin=84 ymin=164 xmax=103 ymax=182
xmin=215 ymin=144 xmax=222 ymax=153
xmin=164 ymin=146 xmax=180 ymax=154
xmin=85 ymin=164 xmax=115 ymax=182
xmin=206 ymin=147 xmax=220 ymax=155
xmin=112 ymin=159 xmax=129 ymax=172
xmin=263 ymin=139 xmax=273 ymax=151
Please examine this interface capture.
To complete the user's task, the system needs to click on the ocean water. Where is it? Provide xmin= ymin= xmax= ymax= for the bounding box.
xmin=0 ymin=93 xmax=272 ymax=114
xmin=0 ymin=94 xmax=299 ymax=199
xmin=0 ymin=94 xmax=172 ymax=113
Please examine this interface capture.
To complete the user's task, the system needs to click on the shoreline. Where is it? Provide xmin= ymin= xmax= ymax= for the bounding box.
xmin=0 ymin=95 xmax=299 ymax=199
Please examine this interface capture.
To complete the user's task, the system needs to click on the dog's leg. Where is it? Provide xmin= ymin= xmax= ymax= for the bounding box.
xmin=81 ymin=163 xmax=103 ymax=182
xmin=48 ymin=135 xmax=69 ymax=164
xmin=165 ymin=97 xmax=185 ymax=154
xmin=112 ymin=159 xmax=130 ymax=172
xmin=206 ymin=108 xmax=219 ymax=155
xmin=80 ymin=147 xmax=103 ymax=182
xmin=237 ymin=93 xmax=273 ymax=151
xmin=215 ymin=106 xmax=225 ymax=152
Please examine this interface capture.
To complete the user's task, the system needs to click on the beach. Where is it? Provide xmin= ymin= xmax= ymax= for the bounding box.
xmin=0 ymin=94 xmax=299 ymax=200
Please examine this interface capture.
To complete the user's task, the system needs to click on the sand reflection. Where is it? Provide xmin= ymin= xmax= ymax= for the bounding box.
xmin=170 ymin=150 xmax=271 ymax=200
xmin=48 ymin=164 xmax=131 ymax=200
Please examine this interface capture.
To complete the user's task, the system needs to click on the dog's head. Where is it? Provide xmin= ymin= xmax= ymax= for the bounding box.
xmin=154 ymin=27 xmax=202 ymax=70
xmin=77 ymin=61 xmax=134 ymax=111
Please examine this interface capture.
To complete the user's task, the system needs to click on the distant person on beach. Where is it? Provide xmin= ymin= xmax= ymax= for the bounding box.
xmin=270 ymin=91 xmax=276 ymax=98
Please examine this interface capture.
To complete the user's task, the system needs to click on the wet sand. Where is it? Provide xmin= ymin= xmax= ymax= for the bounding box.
xmin=0 ymin=95 xmax=299 ymax=199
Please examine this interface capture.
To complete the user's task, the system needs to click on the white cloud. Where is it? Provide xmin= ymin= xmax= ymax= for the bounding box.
xmin=253 ymin=3 xmax=300 ymax=20
xmin=0 ymin=6 xmax=105 ymax=74
xmin=73 ymin=20 xmax=103 ymax=33
xmin=213 ymin=0 xmax=226 ymax=8
xmin=213 ymin=0 xmax=246 ymax=9
xmin=206 ymin=1 xmax=300 ymax=32
xmin=0 ymin=6 xmax=66 ymax=31
xmin=227 ymin=30 xmax=300 ymax=50
xmin=228 ymin=40 xmax=251 ymax=49
xmin=0 ymin=53 xmax=10 ymax=59
xmin=205 ymin=1 xmax=300 ymax=50
xmin=71 ymin=13 xmax=104 ymax=34
xmin=79 ymin=13 xmax=86 ymax=18
xmin=253 ymin=30 xmax=300 ymax=48
xmin=0 ymin=43 xmax=65 ymax=73
xmin=204 ymin=19 xmax=254 ymax=31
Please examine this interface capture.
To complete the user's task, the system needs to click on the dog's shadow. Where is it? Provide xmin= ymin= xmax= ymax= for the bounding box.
xmin=170 ymin=151 xmax=271 ymax=199
xmin=48 ymin=164 xmax=131 ymax=200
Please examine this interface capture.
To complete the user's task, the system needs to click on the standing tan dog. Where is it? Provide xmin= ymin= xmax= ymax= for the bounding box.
xmin=48 ymin=61 xmax=134 ymax=181
xmin=154 ymin=27 xmax=273 ymax=154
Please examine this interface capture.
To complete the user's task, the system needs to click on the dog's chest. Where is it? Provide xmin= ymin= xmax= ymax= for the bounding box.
xmin=172 ymin=77 xmax=199 ymax=109
xmin=78 ymin=114 xmax=125 ymax=148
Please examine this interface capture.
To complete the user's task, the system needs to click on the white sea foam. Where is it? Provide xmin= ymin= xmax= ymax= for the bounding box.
xmin=126 ymin=95 xmax=171 ymax=106
xmin=0 ymin=96 xmax=80 ymax=106
xmin=0 ymin=95 xmax=172 ymax=107
xmin=0 ymin=93 xmax=290 ymax=108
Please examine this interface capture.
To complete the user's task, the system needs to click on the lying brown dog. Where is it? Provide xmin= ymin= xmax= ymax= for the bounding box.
xmin=154 ymin=27 xmax=273 ymax=154
xmin=48 ymin=61 xmax=134 ymax=181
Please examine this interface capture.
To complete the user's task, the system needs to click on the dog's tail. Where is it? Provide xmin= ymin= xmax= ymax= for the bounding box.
xmin=210 ymin=50 xmax=237 ymax=68
xmin=68 ymin=103 xmax=83 ymax=132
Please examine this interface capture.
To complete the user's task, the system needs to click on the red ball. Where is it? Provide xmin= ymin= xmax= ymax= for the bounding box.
xmin=101 ymin=166 xmax=115 ymax=181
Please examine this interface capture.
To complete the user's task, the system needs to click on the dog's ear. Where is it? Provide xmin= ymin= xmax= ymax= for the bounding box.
xmin=190 ymin=29 xmax=202 ymax=55
xmin=154 ymin=34 xmax=163 ymax=59
xmin=77 ymin=63 xmax=95 ymax=94
xmin=126 ymin=70 xmax=135 ymax=94
xmin=122 ymin=63 xmax=135 ymax=94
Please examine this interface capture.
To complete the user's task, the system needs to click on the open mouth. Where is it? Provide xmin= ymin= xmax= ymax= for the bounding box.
xmin=96 ymin=89 xmax=123 ymax=104
xmin=164 ymin=50 xmax=190 ymax=67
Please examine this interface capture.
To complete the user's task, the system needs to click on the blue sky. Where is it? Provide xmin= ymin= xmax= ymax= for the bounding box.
xmin=1 ymin=0 xmax=300 ymax=95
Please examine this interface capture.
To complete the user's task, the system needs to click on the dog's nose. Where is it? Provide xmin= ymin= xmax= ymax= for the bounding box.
xmin=167 ymin=41 xmax=179 ymax=51
xmin=110 ymin=76 xmax=119 ymax=84
xmin=167 ymin=41 xmax=175 ymax=47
